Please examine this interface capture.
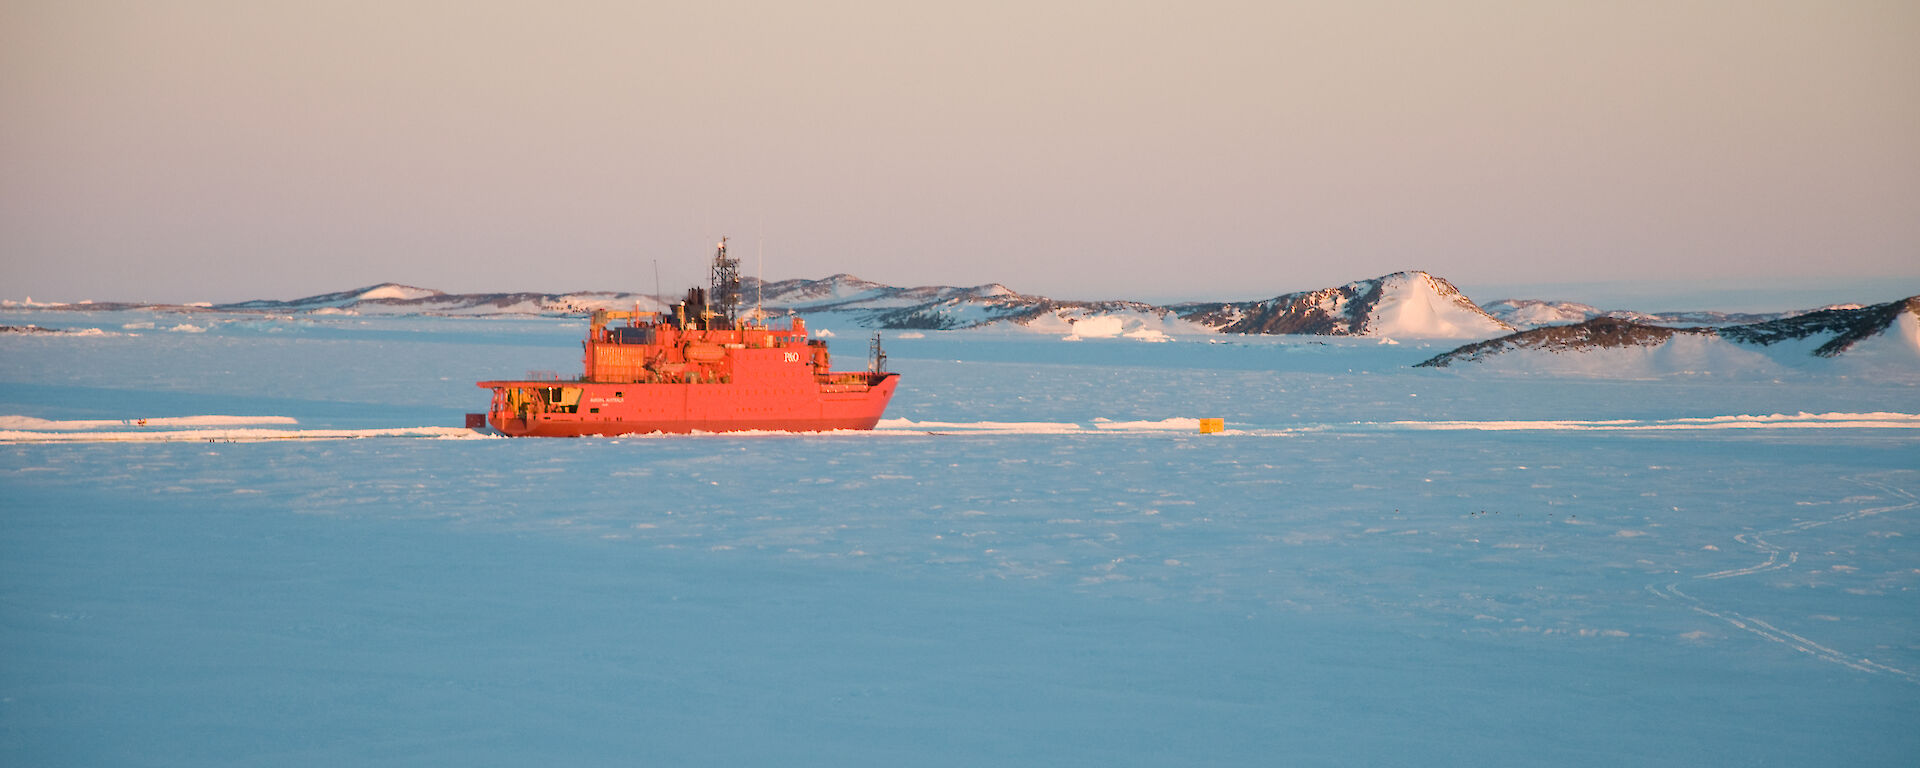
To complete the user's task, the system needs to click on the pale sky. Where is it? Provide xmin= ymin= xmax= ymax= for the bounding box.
xmin=3 ymin=1 xmax=1917 ymax=306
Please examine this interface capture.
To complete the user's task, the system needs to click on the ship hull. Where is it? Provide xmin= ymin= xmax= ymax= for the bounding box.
xmin=474 ymin=255 xmax=900 ymax=438
xmin=478 ymin=374 xmax=898 ymax=437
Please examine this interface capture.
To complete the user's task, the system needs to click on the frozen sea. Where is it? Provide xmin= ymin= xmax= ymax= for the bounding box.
xmin=3 ymin=310 xmax=1918 ymax=766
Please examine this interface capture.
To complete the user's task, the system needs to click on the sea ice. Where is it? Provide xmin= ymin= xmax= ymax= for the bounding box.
xmin=1 ymin=309 xmax=1916 ymax=766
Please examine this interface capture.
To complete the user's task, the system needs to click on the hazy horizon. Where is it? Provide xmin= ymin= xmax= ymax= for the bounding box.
xmin=4 ymin=1 xmax=1917 ymax=306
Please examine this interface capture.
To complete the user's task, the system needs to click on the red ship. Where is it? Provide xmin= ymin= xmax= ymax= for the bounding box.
xmin=474 ymin=239 xmax=898 ymax=436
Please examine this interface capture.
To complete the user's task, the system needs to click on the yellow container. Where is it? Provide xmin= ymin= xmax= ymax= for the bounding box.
xmin=1198 ymin=418 xmax=1225 ymax=434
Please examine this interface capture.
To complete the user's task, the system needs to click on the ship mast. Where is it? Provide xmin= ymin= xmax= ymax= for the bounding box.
xmin=709 ymin=236 xmax=742 ymax=327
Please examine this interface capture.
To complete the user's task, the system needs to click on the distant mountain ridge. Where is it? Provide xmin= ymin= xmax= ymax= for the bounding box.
xmin=212 ymin=283 xmax=670 ymax=316
xmin=11 ymin=276 xmax=1911 ymax=354
xmin=221 ymin=283 xmax=446 ymax=309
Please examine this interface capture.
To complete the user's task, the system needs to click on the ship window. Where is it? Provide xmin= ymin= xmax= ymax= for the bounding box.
xmin=615 ymin=391 xmax=623 ymax=397
xmin=590 ymin=407 xmax=600 ymax=414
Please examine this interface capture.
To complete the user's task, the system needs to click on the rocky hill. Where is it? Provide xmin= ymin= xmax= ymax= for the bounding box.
xmin=1418 ymin=296 xmax=1920 ymax=371
xmin=1718 ymin=297 xmax=1920 ymax=357
xmin=739 ymin=275 xmax=1191 ymax=336
xmin=1480 ymin=298 xmax=1846 ymax=329
xmin=1174 ymin=271 xmax=1512 ymax=338
xmin=1415 ymin=317 xmax=1715 ymax=367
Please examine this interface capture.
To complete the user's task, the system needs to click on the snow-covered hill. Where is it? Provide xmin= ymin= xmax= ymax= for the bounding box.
xmin=221 ymin=283 xmax=445 ymax=310
xmin=1418 ymin=297 xmax=1920 ymax=377
xmin=1174 ymin=271 xmax=1513 ymax=338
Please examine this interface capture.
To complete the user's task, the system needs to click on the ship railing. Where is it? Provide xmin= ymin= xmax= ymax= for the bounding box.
xmin=524 ymin=370 xmax=563 ymax=381
xmin=820 ymin=371 xmax=891 ymax=387
xmin=739 ymin=316 xmax=800 ymax=333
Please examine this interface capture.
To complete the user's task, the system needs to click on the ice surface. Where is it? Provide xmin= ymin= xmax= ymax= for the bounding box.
xmin=3 ymin=309 xmax=1918 ymax=766
xmin=0 ymin=415 xmax=301 ymax=430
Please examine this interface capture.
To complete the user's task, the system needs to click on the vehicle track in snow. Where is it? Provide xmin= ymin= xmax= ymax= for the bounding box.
xmin=1650 ymin=473 xmax=1920 ymax=684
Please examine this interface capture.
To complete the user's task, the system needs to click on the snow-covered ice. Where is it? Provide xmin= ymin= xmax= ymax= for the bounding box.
xmin=2 ymin=309 xmax=1917 ymax=766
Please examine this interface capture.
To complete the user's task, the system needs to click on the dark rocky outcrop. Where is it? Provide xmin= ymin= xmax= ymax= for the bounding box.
xmin=1719 ymin=297 xmax=1920 ymax=357
xmin=1419 ymin=297 xmax=1919 ymax=367
xmin=1416 ymin=317 xmax=1714 ymax=367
